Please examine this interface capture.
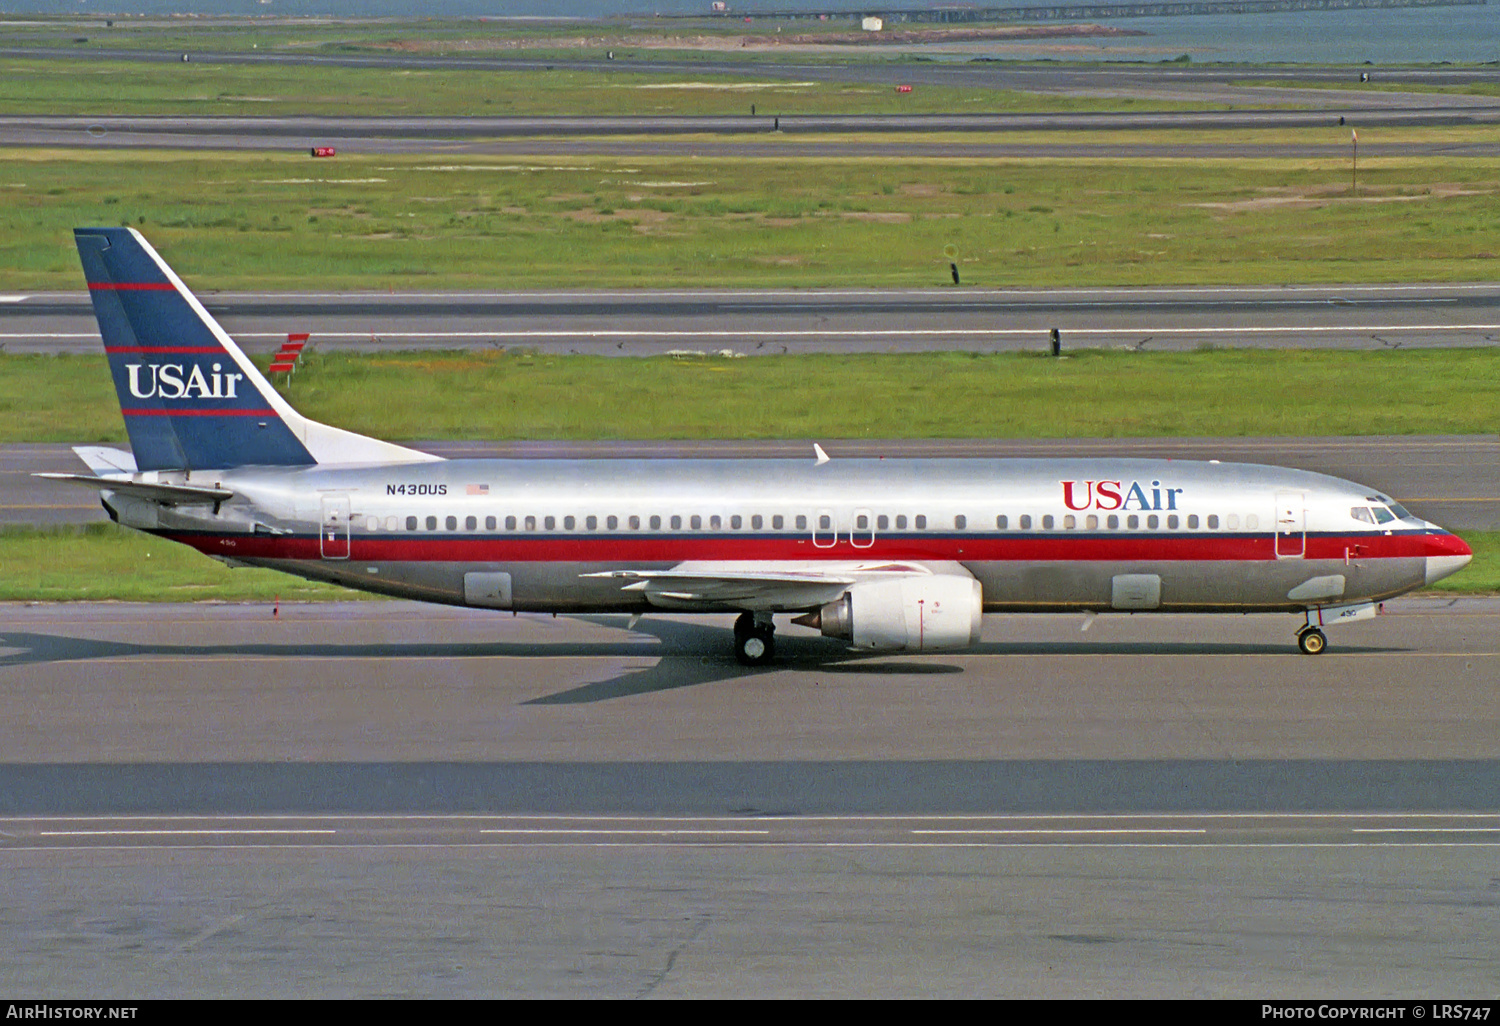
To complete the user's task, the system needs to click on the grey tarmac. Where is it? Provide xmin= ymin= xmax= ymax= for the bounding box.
xmin=3 ymin=115 xmax=1497 ymax=158
xmin=0 ymin=597 xmax=1497 ymax=996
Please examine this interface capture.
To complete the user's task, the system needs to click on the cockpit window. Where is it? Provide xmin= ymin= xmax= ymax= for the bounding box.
xmin=1372 ymin=506 xmax=1396 ymax=525
xmin=1351 ymin=507 xmax=1375 ymax=524
xmin=1387 ymin=502 xmax=1412 ymax=520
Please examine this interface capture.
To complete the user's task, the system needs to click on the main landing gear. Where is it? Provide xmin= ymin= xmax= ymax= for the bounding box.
xmin=1296 ymin=625 xmax=1328 ymax=655
xmin=734 ymin=611 xmax=776 ymax=666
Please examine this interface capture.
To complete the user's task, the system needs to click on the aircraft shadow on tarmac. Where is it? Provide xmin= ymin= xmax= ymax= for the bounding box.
xmin=1 ymin=618 xmax=1404 ymax=705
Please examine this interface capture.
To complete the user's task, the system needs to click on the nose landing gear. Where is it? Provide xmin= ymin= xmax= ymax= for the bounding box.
xmin=733 ymin=611 xmax=776 ymax=666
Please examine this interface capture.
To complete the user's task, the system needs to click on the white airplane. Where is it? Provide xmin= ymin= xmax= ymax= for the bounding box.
xmin=41 ymin=228 xmax=1472 ymax=664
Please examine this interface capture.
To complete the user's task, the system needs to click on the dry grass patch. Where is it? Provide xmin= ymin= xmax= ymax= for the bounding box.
xmin=1196 ymin=182 xmax=1494 ymax=211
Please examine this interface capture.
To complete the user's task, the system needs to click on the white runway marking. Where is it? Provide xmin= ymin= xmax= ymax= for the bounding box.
xmin=912 ymin=828 xmax=1209 ymax=836
xmin=479 ymin=828 xmax=772 ymax=836
xmin=36 ymin=829 xmax=339 ymax=837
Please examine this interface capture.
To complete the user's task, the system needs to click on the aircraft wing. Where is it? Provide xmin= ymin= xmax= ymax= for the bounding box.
xmin=584 ymin=560 xmax=951 ymax=611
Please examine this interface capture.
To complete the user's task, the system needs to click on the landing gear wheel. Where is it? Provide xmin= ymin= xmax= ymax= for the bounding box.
xmin=733 ymin=611 xmax=755 ymax=641
xmin=1297 ymin=628 xmax=1328 ymax=655
xmin=735 ymin=623 xmax=776 ymax=666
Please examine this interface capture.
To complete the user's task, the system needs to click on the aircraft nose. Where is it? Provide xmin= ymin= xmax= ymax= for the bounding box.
xmin=1424 ymin=531 xmax=1473 ymax=586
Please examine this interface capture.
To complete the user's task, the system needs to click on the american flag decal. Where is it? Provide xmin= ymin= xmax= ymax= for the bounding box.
xmin=466 ymin=484 xmax=489 ymax=495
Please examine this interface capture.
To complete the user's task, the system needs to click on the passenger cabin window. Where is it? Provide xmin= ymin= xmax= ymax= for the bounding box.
xmin=1042 ymin=515 xmax=1054 ymax=530
xmin=1226 ymin=514 xmax=1240 ymax=530
xmin=545 ymin=516 xmax=556 ymax=531
xmin=406 ymin=516 xmax=418 ymax=531
xmin=855 ymin=514 xmax=869 ymax=530
xmin=896 ymin=515 xmax=907 ymax=530
xmin=1107 ymin=514 xmax=1119 ymax=530
xmin=525 ymin=516 xmax=537 ymax=531
xmin=751 ymin=515 xmax=763 ymax=530
xmin=506 ymin=515 xmax=517 ymax=531
xmin=1019 ymin=515 xmax=1032 ymax=530
xmin=795 ymin=515 xmax=807 ymax=531
xmin=877 ymin=514 xmax=888 ymax=530
xmin=954 ymin=515 xmax=966 ymax=530
xmin=628 ymin=515 xmax=640 ymax=530
xmin=915 ymin=515 xmax=926 ymax=530
xmin=1063 ymin=514 xmax=1075 ymax=530
xmin=730 ymin=515 xmax=741 ymax=530
xmin=585 ymin=515 xmax=597 ymax=530
xmin=1207 ymin=515 xmax=1219 ymax=529
xmin=607 ymin=515 xmax=618 ymax=530
xmin=772 ymin=515 xmax=783 ymax=530
xmin=819 ymin=514 xmax=832 ymax=530
xmin=1167 ymin=515 xmax=1178 ymax=530
xmin=1086 ymin=514 xmax=1098 ymax=530
xmin=650 ymin=515 xmax=661 ymax=530
xmin=1245 ymin=514 xmax=1258 ymax=530
xmin=465 ymin=515 xmax=477 ymax=531
xmin=1188 ymin=515 xmax=1199 ymax=529
xmin=445 ymin=516 xmax=457 ymax=531
xmin=485 ymin=516 xmax=496 ymax=531
xmin=385 ymin=516 xmax=398 ymax=531
xmin=690 ymin=515 xmax=701 ymax=530
xmin=996 ymin=515 xmax=1007 ymax=530
xmin=426 ymin=516 xmax=438 ymax=531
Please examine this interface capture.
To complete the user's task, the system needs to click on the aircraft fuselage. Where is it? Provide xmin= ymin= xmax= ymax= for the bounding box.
xmin=105 ymin=455 xmax=1465 ymax=615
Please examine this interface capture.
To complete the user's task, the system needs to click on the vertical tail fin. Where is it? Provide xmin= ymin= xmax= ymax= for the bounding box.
xmin=75 ymin=227 xmax=438 ymax=471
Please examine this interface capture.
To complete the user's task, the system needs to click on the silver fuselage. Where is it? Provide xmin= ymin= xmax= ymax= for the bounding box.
xmin=105 ymin=456 xmax=1468 ymax=615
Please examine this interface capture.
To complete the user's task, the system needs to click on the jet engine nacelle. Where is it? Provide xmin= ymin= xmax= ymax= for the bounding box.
xmin=802 ymin=574 xmax=983 ymax=652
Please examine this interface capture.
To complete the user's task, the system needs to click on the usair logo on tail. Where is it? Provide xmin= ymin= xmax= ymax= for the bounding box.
xmin=126 ymin=362 xmax=245 ymax=400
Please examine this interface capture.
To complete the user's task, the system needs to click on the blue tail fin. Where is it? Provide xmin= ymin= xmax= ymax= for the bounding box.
xmin=76 ymin=227 xmax=316 ymax=471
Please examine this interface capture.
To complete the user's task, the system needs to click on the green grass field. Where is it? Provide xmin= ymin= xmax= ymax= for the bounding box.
xmin=4 ymin=148 xmax=1497 ymax=291
xmin=5 ymin=348 xmax=1499 ymax=445
xmin=0 ymin=55 xmax=1208 ymax=118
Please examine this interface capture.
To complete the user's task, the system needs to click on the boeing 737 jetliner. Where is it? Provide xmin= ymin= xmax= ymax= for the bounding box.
xmin=42 ymin=228 xmax=1471 ymax=664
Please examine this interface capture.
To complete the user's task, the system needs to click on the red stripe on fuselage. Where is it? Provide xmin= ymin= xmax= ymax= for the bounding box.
xmin=160 ymin=530 xmax=1460 ymax=564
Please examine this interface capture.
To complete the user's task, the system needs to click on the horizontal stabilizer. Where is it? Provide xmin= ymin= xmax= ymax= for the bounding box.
xmin=34 ymin=472 xmax=234 ymax=506
xmin=72 ymin=446 xmax=138 ymax=475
